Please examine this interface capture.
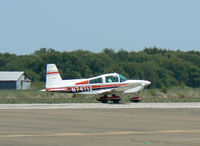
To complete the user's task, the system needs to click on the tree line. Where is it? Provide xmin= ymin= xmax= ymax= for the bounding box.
xmin=0 ymin=47 xmax=200 ymax=88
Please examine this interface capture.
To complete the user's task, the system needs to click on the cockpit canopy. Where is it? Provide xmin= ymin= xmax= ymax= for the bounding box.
xmin=105 ymin=75 xmax=119 ymax=83
xmin=89 ymin=77 xmax=103 ymax=84
xmin=89 ymin=73 xmax=127 ymax=84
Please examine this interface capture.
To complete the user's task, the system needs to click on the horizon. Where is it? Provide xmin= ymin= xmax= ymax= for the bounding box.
xmin=1 ymin=47 xmax=200 ymax=56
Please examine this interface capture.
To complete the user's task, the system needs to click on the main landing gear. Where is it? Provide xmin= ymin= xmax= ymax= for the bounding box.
xmin=96 ymin=95 xmax=109 ymax=103
xmin=96 ymin=95 xmax=121 ymax=103
xmin=96 ymin=95 xmax=142 ymax=103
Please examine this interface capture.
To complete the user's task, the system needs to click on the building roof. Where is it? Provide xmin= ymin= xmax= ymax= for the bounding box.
xmin=0 ymin=71 xmax=29 ymax=81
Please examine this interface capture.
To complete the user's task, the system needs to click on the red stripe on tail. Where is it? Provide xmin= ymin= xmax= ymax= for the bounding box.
xmin=47 ymin=72 xmax=59 ymax=74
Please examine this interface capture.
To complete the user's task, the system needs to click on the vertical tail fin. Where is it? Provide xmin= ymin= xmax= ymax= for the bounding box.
xmin=46 ymin=64 xmax=62 ymax=88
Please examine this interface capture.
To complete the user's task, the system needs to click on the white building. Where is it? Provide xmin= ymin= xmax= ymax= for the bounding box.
xmin=0 ymin=72 xmax=31 ymax=90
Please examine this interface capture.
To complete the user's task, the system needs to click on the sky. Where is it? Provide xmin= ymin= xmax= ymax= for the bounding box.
xmin=0 ymin=0 xmax=200 ymax=54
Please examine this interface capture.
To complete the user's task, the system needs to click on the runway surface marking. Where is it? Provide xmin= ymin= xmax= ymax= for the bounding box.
xmin=1 ymin=130 xmax=200 ymax=145
xmin=131 ymin=138 xmax=200 ymax=146
xmin=1 ymin=129 xmax=200 ymax=138
xmin=1 ymin=103 xmax=200 ymax=109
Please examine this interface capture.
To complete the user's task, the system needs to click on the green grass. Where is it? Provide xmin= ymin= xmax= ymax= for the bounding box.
xmin=139 ymin=86 xmax=200 ymax=103
xmin=0 ymin=84 xmax=200 ymax=103
xmin=0 ymin=90 xmax=99 ymax=104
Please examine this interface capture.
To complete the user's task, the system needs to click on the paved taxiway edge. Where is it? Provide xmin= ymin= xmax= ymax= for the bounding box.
xmin=0 ymin=103 xmax=200 ymax=109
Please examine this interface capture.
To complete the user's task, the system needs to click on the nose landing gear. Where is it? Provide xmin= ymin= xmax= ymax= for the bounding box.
xmin=130 ymin=97 xmax=142 ymax=103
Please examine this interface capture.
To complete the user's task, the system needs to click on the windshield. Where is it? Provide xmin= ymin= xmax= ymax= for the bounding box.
xmin=119 ymin=74 xmax=128 ymax=82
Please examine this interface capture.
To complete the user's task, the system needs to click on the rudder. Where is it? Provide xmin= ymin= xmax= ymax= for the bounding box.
xmin=46 ymin=64 xmax=62 ymax=88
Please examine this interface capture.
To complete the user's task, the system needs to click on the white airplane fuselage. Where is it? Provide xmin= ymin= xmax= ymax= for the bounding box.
xmin=45 ymin=64 xmax=150 ymax=94
xmin=44 ymin=64 xmax=151 ymax=103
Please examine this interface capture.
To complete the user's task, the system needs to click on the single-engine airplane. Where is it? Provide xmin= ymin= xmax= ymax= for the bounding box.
xmin=43 ymin=64 xmax=151 ymax=103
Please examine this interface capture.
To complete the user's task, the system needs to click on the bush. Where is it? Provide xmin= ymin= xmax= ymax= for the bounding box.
xmin=160 ymin=85 xmax=167 ymax=93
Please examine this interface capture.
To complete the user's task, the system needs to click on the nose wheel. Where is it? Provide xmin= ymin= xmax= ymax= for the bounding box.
xmin=130 ymin=97 xmax=142 ymax=103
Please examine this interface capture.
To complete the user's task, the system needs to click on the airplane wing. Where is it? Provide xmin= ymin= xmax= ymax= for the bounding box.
xmin=96 ymin=82 xmax=145 ymax=95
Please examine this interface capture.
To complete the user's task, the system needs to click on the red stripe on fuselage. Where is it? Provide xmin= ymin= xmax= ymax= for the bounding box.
xmin=91 ymin=84 xmax=127 ymax=89
xmin=47 ymin=72 xmax=59 ymax=74
xmin=46 ymin=83 xmax=127 ymax=92
xmin=75 ymin=80 xmax=89 ymax=85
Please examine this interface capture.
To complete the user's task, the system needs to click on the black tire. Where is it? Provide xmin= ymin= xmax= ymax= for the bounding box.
xmin=102 ymin=100 xmax=108 ymax=103
xmin=132 ymin=100 xmax=140 ymax=103
xmin=113 ymin=99 xmax=120 ymax=104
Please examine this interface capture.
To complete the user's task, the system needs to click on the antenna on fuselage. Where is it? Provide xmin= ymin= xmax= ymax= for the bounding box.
xmin=76 ymin=72 xmax=82 ymax=79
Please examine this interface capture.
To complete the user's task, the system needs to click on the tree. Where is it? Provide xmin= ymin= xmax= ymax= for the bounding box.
xmin=0 ymin=48 xmax=200 ymax=88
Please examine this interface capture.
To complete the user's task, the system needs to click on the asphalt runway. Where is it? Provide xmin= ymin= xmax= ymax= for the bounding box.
xmin=0 ymin=105 xmax=200 ymax=146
